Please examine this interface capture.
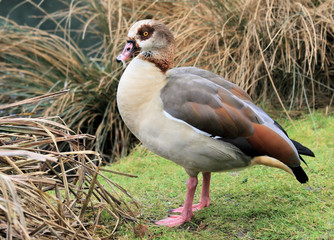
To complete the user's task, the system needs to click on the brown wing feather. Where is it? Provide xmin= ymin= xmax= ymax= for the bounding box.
xmin=230 ymin=86 xmax=252 ymax=101
xmin=247 ymin=124 xmax=300 ymax=166
xmin=162 ymin=73 xmax=255 ymax=139
xmin=183 ymin=101 xmax=254 ymax=138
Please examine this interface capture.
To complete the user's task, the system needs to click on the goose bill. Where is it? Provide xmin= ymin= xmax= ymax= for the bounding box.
xmin=116 ymin=40 xmax=138 ymax=62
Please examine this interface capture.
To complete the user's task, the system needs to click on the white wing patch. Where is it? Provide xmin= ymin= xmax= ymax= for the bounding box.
xmin=163 ymin=111 xmax=211 ymax=137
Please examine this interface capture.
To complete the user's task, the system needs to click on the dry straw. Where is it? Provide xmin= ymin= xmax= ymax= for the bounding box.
xmin=0 ymin=92 xmax=139 ymax=239
xmin=0 ymin=0 xmax=333 ymax=162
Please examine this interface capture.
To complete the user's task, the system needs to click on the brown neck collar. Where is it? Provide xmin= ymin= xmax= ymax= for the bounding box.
xmin=138 ymin=44 xmax=175 ymax=73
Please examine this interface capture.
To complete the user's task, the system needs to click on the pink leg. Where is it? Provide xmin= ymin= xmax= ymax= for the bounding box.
xmin=170 ymin=172 xmax=211 ymax=213
xmin=199 ymin=172 xmax=211 ymax=208
xmin=154 ymin=176 xmax=198 ymax=227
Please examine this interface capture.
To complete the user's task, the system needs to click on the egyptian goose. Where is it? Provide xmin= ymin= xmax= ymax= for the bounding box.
xmin=116 ymin=20 xmax=314 ymax=227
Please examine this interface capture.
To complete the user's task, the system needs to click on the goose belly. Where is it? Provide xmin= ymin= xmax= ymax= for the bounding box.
xmin=137 ymin=109 xmax=252 ymax=176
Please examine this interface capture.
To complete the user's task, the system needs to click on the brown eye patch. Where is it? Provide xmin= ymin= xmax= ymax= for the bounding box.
xmin=138 ymin=24 xmax=155 ymax=40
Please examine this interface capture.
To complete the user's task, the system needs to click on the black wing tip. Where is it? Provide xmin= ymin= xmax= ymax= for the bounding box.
xmin=273 ymin=121 xmax=315 ymax=158
xmin=291 ymin=139 xmax=315 ymax=157
xmin=299 ymin=155 xmax=309 ymax=167
xmin=290 ymin=166 xmax=309 ymax=184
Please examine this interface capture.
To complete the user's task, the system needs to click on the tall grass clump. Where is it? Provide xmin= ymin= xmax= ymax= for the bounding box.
xmin=0 ymin=0 xmax=333 ymax=160
xmin=0 ymin=12 xmax=130 ymax=161
xmin=196 ymin=0 xmax=334 ymax=110
xmin=0 ymin=94 xmax=138 ymax=239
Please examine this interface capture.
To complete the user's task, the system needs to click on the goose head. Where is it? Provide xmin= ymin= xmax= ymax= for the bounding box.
xmin=117 ymin=19 xmax=175 ymax=72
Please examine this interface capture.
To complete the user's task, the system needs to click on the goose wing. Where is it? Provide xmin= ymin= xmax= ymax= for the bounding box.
xmin=162 ymin=67 xmax=301 ymax=167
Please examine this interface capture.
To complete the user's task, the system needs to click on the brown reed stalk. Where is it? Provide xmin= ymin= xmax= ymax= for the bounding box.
xmin=0 ymin=94 xmax=139 ymax=239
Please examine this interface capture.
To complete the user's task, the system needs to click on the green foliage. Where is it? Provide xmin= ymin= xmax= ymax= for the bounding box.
xmin=106 ymin=112 xmax=334 ymax=239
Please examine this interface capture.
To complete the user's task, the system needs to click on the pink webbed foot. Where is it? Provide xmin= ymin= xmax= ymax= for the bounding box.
xmin=154 ymin=214 xmax=193 ymax=227
xmin=169 ymin=201 xmax=210 ymax=213
xmin=154 ymin=173 xmax=211 ymax=227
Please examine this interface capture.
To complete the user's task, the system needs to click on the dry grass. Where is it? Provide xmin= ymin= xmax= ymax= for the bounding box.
xmin=0 ymin=13 xmax=131 ymax=161
xmin=0 ymin=93 xmax=138 ymax=239
xmin=0 ymin=0 xmax=333 ymax=158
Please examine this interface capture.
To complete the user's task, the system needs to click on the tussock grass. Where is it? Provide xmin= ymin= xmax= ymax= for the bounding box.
xmin=1 ymin=0 xmax=333 ymax=157
xmin=0 ymin=94 xmax=138 ymax=239
xmin=0 ymin=14 xmax=130 ymax=161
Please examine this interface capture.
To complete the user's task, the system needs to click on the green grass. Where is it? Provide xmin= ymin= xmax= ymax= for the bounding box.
xmin=104 ymin=111 xmax=333 ymax=239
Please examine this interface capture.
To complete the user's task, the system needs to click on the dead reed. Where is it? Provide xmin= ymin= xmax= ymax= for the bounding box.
xmin=0 ymin=0 xmax=333 ymax=159
xmin=0 ymin=14 xmax=131 ymax=161
xmin=0 ymin=92 xmax=139 ymax=239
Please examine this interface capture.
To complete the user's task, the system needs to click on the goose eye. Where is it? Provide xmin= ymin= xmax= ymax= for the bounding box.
xmin=143 ymin=32 xmax=149 ymax=37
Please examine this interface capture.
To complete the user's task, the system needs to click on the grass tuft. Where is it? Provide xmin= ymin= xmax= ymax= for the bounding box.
xmin=0 ymin=94 xmax=138 ymax=239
